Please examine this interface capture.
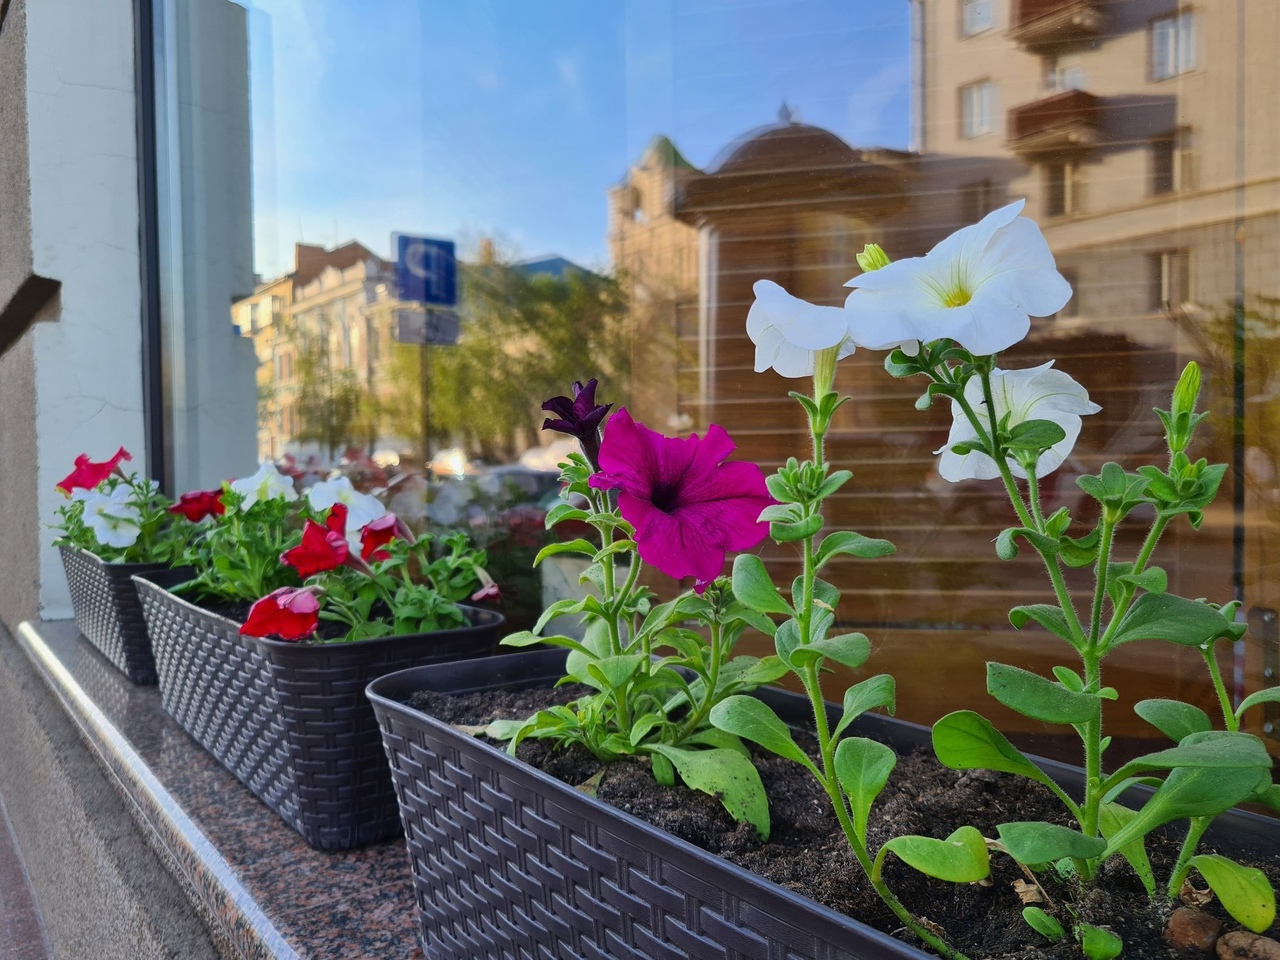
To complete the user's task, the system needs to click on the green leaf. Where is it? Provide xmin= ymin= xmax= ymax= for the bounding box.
xmin=834 ymin=737 xmax=896 ymax=843
xmin=681 ymin=727 xmax=749 ymax=757
xmin=732 ymin=554 xmax=792 ymax=615
xmin=995 ymin=526 xmax=1061 ymax=561
xmin=1005 ymin=418 xmax=1067 ymax=451
xmin=932 ymin=711 xmax=1058 ymax=791
xmin=1109 ymin=731 xmax=1274 ymax=784
xmin=1077 ymin=923 xmax=1122 ymax=960
xmin=1009 ymin=604 xmax=1080 ymax=648
xmin=1191 ymin=855 xmax=1276 ymax=933
xmin=1043 ymin=507 xmax=1072 ymax=540
xmin=814 ymin=531 xmax=895 ymax=569
xmin=710 ymin=696 xmax=819 ymax=777
xmin=771 ymin=514 xmax=824 ymax=543
xmin=532 ymin=538 xmax=598 ymax=566
xmin=1059 ymin=529 xmax=1101 ymax=568
xmin=1134 ymin=699 xmax=1212 ymax=743
xmin=1099 ymin=802 xmax=1155 ymax=895
xmin=996 ymin=822 xmax=1107 ymax=866
xmin=1022 ymin=907 xmax=1066 ymax=942
xmin=1107 ymin=593 xmax=1243 ymax=650
xmin=482 ymin=718 xmax=528 ymax=742
xmin=628 ymin=713 xmax=664 ymax=747
xmin=1052 ymin=666 xmax=1085 ymax=691
xmin=649 ymin=745 xmax=771 ymax=840
xmin=1102 ymin=763 xmax=1273 ymax=856
xmin=773 ymin=618 xmax=800 ymax=667
xmin=587 ymin=654 xmax=646 ymax=692
xmin=651 ymin=751 xmax=675 ymax=786
xmin=1117 ymin=566 xmax=1168 ymax=596
xmin=815 ymin=470 xmax=854 ymax=499
xmin=1252 ymin=783 xmax=1280 ymax=814
xmin=987 ymin=662 xmax=1100 ymax=725
xmin=1235 ymin=686 xmax=1280 ymax=722
xmin=532 ymin=598 xmax=588 ymax=636
xmin=880 ymin=826 xmax=990 ymax=883
xmin=833 ymin=675 xmax=897 ymax=739
xmin=544 ymin=502 xmax=590 ymax=528
xmin=758 ymin=503 xmax=802 ymax=523
xmin=790 ymin=633 xmax=871 ymax=671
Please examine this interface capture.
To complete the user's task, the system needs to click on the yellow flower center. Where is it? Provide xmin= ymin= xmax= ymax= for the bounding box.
xmin=942 ymin=285 xmax=972 ymax=308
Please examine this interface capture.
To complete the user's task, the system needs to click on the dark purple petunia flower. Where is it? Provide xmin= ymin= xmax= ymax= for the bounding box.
xmin=589 ymin=408 xmax=773 ymax=593
xmin=542 ymin=379 xmax=613 ymax=469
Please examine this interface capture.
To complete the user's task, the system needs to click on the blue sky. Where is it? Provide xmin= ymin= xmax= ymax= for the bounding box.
xmin=240 ymin=0 xmax=911 ymax=279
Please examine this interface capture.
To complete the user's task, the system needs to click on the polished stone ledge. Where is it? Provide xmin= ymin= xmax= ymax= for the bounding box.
xmin=15 ymin=620 xmax=421 ymax=960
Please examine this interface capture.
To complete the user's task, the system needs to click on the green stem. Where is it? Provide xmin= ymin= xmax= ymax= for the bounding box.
xmin=1089 ymin=517 xmax=1117 ymax=648
xmin=1098 ymin=515 xmax=1170 ymax=651
xmin=1203 ymin=642 xmax=1237 ymax=731
xmin=591 ymin=488 xmax=624 ymax=659
xmin=1167 ymin=816 xmax=1212 ymax=897
xmin=676 ymin=617 xmax=722 ymax=743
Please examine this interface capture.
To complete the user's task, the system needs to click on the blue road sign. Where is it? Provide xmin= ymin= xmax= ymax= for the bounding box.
xmin=395 ymin=235 xmax=456 ymax=306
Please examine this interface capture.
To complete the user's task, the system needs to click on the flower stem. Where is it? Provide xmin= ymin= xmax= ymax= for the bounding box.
xmin=1167 ymin=816 xmax=1212 ymax=897
xmin=1203 ymin=642 xmax=1237 ymax=731
xmin=676 ymin=617 xmax=722 ymax=743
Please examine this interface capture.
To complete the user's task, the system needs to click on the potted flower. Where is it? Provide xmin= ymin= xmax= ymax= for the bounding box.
xmin=52 ymin=447 xmax=186 ymax=683
xmin=133 ymin=465 xmax=505 ymax=850
xmin=368 ymin=206 xmax=1279 ymax=958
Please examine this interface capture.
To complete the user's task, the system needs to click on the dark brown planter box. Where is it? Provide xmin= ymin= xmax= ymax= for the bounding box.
xmin=134 ymin=569 xmax=503 ymax=850
xmin=367 ymin=649 xmax=1280 ymax=960
xmin=59 ymin=545 xmax=170 ymax=684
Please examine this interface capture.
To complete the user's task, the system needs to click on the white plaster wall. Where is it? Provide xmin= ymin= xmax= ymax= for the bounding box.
xmin=25 ymin=0 xmax=146 ymax=618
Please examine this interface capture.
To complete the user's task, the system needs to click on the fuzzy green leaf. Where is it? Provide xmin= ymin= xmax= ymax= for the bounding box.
xmin=833 ymin=675 xmax=897 ymax=739
xmin=996 ymin=821 xmax=1107 ymax=866
xmin=710 ymin=696 xmax=819 ymax=777
xmin=932 ymin=711 xmax=1058 ymax=790
xmin=650 ymin=745 xmax=771 ymax=840
xmin=1022 ymin=907 xmax=1066 ymax=942
xmin=1134 ymin=699 xmax=1212 ymax=743
xmin=834 ymin=737 xmax=896 ymax=843
xmin=1077 ymin=923 xmax=1122 ymax=960
xmin=1009 ymin=604 xmax=1080 ymax=648
xmin=880 ymin=826 xmax=990 ymax=883
xmin=1192 ymin=855 xmax=1277 ymax=933
xmin=1107 ymin=593 xmax=1244 ymax=650
xmin=1099 ymin=802 xmax=1155 ymax=895
xmin=987 ymin=662 xmax=1100 ymax=725
xmin=790 ymin=633 xmax=871 ymax=671
xmin=732 ymin=554 xmax=792 ymax=615
xmin=814 ymin=531 xmax=896 ymax=568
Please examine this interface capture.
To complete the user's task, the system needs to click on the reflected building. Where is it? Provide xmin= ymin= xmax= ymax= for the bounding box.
xmin=611 ymin=2 xmax=1280 ymax=743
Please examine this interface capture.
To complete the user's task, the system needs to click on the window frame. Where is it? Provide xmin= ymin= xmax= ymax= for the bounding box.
xmin=1151 ymin=10 xmax=1197 ymax=81
xmin=959 ymin=79 xmax=997 ymax=138
xmin=960 ymin=0 xmax=994 ymax=37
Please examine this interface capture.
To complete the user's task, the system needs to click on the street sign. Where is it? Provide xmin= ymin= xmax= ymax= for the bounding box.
xmin=394 ymin=308 xmax=459 ymax=346
xmin=395 ymin=234 xmax=456 ymax=306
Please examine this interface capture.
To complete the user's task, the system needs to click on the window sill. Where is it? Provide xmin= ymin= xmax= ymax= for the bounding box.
xmin=13 ymin=620 xmax=418 ymax=960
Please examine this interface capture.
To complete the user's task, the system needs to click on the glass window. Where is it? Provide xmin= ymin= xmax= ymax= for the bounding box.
xmin=961 ymin=0 xmax=993 ymax=36
xmin=1152 ymin=12 xmax=1196 ymax=80
xmin=149 ymin=0 xmax=1280 ymax=760
xmin=960 ymin=80 xmax=997 ymax=137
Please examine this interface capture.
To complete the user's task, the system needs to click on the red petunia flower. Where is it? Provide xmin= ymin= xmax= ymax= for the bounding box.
xmin=239 ymin=587 xmax=320 ymax=641
xmin=169 ymin=488 xmax=226 ymax=522
xmin=359 ymin=512 xmax=414 ymax=562
xmin=280 ymin=505 xmax=350 ymax=577
xmin=56 ymin=447 xmax=132 ymax=496
xmin=588 ymin=408 xmax=773 ymax=593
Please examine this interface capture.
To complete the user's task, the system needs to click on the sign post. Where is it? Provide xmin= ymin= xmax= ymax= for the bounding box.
xmin=392 ymin=235 xmax=458 ymax=471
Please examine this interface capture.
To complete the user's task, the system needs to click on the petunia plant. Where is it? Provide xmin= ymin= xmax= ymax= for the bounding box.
xmin=249 ymin=502 xmax=490 ymax=643
xmin=714 ymin=271 xmax=993 ymax=960
xmin=483 ymin=380 xmax=789 ymax=838
xmin=52 ymin=447 xmax=185 ymax=564
xmin=853 ymin=207 xmax=1280 ymax=942
xmin=731 ymin=200 xmax=1280 ymax=956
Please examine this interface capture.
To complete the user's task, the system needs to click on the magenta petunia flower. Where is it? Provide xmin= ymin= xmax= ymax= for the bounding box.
xmin=589 ymin=408 xmax=773 ymax=592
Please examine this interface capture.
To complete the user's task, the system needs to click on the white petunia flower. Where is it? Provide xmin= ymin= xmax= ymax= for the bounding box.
xmin=746 ymin=280 xmax=914 ymax=379
xmin=843 ymin=200 xmax=1072 ymax=356
xmin=307 ymin=476 xmax=386 ymax=535
xmin=229 ymin=462 xmax=298 ymax=511
xmin=81 ymin=486 xmax=142 ymax=548
xmin=937 ymin=362 xmax=1101 ymax=482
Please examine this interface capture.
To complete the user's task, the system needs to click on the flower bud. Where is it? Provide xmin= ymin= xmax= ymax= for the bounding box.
xmin=1172 ymin=361 xmax=1201 ymax=421
xmin=856 ymin=243 xmax=891 ymax=273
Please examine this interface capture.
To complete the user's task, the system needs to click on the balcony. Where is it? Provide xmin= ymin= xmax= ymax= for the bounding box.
xmin=1010 ymin=0 xmax=1102 ymax=50
xmin=1007 ymin=89 xmax=1101 ymax=157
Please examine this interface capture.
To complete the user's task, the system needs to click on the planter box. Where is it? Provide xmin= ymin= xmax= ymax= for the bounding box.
xmin=134 ymin=569 xmax=504 ymax=850
xmin=59 ymin=545 xmax=170 ymax=684
xmin=367 ymin=649 xmax=1280 ymax=960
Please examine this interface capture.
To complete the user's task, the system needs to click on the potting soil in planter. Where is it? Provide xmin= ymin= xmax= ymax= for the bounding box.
xmin=409 ymin=685 xmax=1280 ymax=960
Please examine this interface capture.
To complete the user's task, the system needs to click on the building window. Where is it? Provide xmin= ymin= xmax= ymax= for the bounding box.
xmin=960 ymin=179 xmax=994 ymax=224
xmin=961 ymin=0 xmax=993 ymax=36
xmin=1152 ymin=129 xmax=1194 ymax=195
xmin=1045 ymin=162 xmax=1081 ymax=217
xmin=960 ymin=81 xmax=997 ymax=138
xmin=1152 ymin=12 xmax=1196 ymax=80
xmin=1148 ymin=250 xmax=1191 ymax=312
xmin=1045 ymin=57 xmax=1086 ymax=94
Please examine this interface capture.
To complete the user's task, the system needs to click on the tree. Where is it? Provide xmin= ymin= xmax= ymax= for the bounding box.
xmin=290 ymin=312 xmax=372 ymax=461
xmin=384 ymin=257 xmax=632 ymax=462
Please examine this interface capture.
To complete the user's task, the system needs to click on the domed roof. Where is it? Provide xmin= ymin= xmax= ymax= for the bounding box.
xmin=712 ymin=121 xmax=863 ymax=175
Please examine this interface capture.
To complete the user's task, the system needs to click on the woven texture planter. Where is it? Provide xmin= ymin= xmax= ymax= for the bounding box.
xmin=368 ymin=649 xmax=1280 ymax=960
xmin=59 ymin=545 xmax=170 ymax=684
xmin=134 ymin=569 xmax=503 ymax=850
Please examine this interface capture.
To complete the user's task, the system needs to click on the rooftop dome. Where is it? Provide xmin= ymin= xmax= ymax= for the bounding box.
xmin=712 ymin=121 xmax=863 ymax=175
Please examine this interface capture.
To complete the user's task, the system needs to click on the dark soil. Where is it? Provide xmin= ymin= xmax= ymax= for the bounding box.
xmin=406 ymin=684 xmax=1280 ymax=960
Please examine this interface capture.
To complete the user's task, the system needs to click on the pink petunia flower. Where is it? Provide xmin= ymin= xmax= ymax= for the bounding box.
xmin=589 ymin=408 xmax=773 ymax=593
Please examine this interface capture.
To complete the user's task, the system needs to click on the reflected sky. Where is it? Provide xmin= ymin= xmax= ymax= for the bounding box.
xmin=237 ymin=0 xmax=910 ymax=277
